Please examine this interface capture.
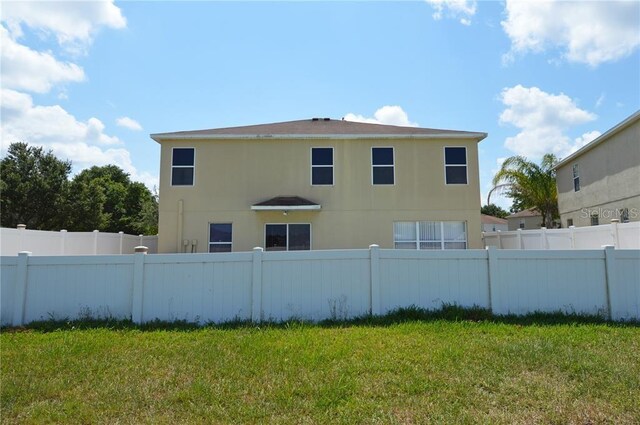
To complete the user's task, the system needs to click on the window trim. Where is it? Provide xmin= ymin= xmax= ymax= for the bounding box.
xmin=572 ymin=163 xmax=580 ymax=192
xmin=310 ymin=147 xmax=334 ymax=186
xmin=264 ymin=223 xmax=312 ymax=251
xmin=371 ymin=146 xmax=395 ymax=186
xmin=171 ymin=147 xmax=196 ymax=187
xmin=208 ymin=222 xmax=233 ymax=253
xmin=393 ymin=221 xmax=468 ymax=250
xmin=444 ymin=146 xmax=468 ymax=185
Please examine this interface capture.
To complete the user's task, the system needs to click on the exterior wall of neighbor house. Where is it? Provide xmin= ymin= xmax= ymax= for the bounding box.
xmin=157 ymin=136 xmax=483 ymax=252
xmin=556 ymin=119 xmax=640 ymax=227
xmin=507 ymin=215 xmax=542 ymax=231
xmin=482 ymin=223 xmax=508 ymax=232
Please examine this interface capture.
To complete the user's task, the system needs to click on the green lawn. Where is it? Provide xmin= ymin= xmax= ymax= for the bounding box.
xmin=2 ymin=309 xmax=639 ymax=424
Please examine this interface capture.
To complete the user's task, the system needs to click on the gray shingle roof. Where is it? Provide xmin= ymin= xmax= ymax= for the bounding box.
xmin=151 ymin=118 xmax=487 ymax=141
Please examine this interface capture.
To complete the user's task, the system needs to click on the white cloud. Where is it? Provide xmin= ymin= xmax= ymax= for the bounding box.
xmin=1 ymin=89 xmax=120 ymax=146
xmin=116 ymin=117 xmax=143 ymax=131
xmin=499 ymin=85 xmax=597 ymax=158
xmin=571 ymin=131 xmax=601 ymax=153
xmin=502 ymin=0 xmax=640 ymax=67
xmin=2 ymin=0 xmax=126 ymax=54
xmin=425 ymin=0 xmax=477 ymax=25
xmin=1 ymin=89 xmax=157 ymax=188
xmin=0 ymin=26 xmax=85 ymax=93
xmin=344 ymin=106 xmax=419 ymax=127
xmin=595 ymin=93 xmax=606 ymax=109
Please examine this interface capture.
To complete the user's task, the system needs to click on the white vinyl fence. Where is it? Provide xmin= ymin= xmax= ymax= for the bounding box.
xmin=0 ymin=226 xmax=158 ymax=256
xmin=483 ymin=221 xmax=640 ymax=250
xmin=2 ymin=246 xmax=638 ymax=327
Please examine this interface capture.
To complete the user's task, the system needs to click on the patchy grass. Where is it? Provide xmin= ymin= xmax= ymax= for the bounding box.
xmin=2 ymin=308 xmax=639 ymax=424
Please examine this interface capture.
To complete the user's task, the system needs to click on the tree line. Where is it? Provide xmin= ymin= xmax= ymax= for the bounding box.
xmin=0 ymin=142 xmax=158 ymax=235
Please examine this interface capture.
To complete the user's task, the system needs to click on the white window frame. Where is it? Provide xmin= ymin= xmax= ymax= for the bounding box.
xmin=371 ymin=146 xmax=395 ymax=186
xmin=171 ymin=147 xmax=195 ymax=187
xmin=572 ymin=163 xmax=580 ymax=192
xmin=393 ymin=221 xmax=467 ymax=250
xmin=310 ymin=147 xmax=334 ymax=186
xmin=444 ymin=146 xmax=468 ymax=185
xmin=264 ymin=223 xmax=312 ymax=251
xmin=208 ymin=222 xmax=232 ymax=252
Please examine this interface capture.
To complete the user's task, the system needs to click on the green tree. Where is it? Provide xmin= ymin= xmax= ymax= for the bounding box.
xmin=67 ymin=165 xmax=158 ymax=234
xmin=0 ymin=142 xmax=71 ymax=229
xmin=491 ymin=154 xmax=559 ymax=227
xmin=481 ymin=204 xmax=509 ymax=219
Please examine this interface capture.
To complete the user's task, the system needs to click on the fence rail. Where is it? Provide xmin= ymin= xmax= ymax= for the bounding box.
xmin=483 ymin=221 xmax=640 ymax=250
xmin=0 ymin=226 xmax=158 ymax=256
xmin=2 ymin=246 xmax=638 ymax=326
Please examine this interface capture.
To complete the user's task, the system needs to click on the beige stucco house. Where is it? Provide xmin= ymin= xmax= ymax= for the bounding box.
xmin=555 ymin=111 xmax=640 ymax=228
xmin=506 ymin=209 xmax=543 ymax=230
xmin=151 ymin=118 xmax=486 ymax=253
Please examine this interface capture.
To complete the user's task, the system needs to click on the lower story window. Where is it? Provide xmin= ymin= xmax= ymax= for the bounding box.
xmin=209 ymin=223 xmax=232 ymax=252
xmin=591 ymin=213 xmax=599 ymax=226
xmin=265 ymin=223 xmax=311 ymax=251
xmin=394 ymin=221 xmax=467 ymax=250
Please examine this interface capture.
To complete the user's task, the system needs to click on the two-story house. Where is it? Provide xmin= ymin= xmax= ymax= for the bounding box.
xmin=555 ymin=111 xmax=640 ymax=227
xmin=151 ymin=118 xmax=486 ymax=253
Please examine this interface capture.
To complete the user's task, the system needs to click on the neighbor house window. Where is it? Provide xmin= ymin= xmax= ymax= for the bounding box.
xmin=519 ymin=220 xmax=525 ymax=229
xmin=209 ymin=223 xmax=232 ymax=252
xmin=372 ymin=147 xmax=394 ymax=185
xmin=445 ymin=147 xmax=467 ymax=184
xmin=573 ymin=164 xmax=580 ymax=192
xmin=621 ymin=208 xmax=629 ymax=223
xmin=265 ymin=224 xmax=311 ymax=251
xmin=172 ymin=148 xmax=195 ymax=186
xmin=394 ymin=221 xmax=467 ymax=250
xmin=590 ymin=213 xmax=599 ymax=226
xmin=567 ymin=218 xmax=574 ymax=227
xmin=311 ymin=147 xmax=333 ymax=185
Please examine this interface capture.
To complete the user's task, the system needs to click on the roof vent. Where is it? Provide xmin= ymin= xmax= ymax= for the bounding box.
xmin=323 ymin=118 xmax=330 ymax=121
xmin=312 ymin=118 xmax=320 ymax=121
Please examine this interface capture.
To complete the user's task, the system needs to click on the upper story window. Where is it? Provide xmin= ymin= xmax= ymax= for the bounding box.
xmin=444 ymin=147 xmax=467 ymax=184
xmin=209 ymin=223 xmax=232 ymax=252
xmin=372 ymin=147 xmax=394 ymax=185
xmin=172 ymin=148 xmax=195 ymax=186
xmin=572 ymin=164 xmax=580 ymax=192
xmin=311 ymin=147 xmax=333 ymax=185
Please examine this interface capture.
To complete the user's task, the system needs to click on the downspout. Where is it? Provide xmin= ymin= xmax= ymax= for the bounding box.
xmin=177 ymin=199 xmax=184 ymax=253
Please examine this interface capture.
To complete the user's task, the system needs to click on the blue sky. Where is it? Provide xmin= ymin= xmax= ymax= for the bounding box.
xmin=2 ymin=1 xmax=639 ymax=209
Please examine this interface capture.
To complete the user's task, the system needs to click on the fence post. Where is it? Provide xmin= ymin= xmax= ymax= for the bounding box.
xmin=369 ymin=244 xmax=381 ymax=316
xmin=60 ymin=229 xmax=67 ymax=255
xmin=93 ymin=230 xmax=99 ymax=255
xmin=486 ymin=246 xmax=497 ymax=313
xmin=17 ymin=224 xmax=26 ymax=253
xmin=541 ymin=227 xmax=548 ymax=249
xmin=496 ymin=230 xmax=502 ymax=249
xmin=131 ymin=247 xmax=148 ymax=324
xmin=610 ymin=219 xmax=620 ymax=248
xmin=119 ymin=231 xmax=124 ymax=254
xmin=517 ymin=229 xmax=523 ymax=249
xmin=569 ymin=226 xmax=576 ymax=249
xmin=251 ymin=247 xmax=264 ymax=322
xmin=602 ymin=245 xmax=615 ymax=320
xmin=12 ymin=251 xmax=31 ymax=326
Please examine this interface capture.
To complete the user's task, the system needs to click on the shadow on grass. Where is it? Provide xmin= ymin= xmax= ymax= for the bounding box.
xmin=3 ymin=305 xmax=638 ymax=333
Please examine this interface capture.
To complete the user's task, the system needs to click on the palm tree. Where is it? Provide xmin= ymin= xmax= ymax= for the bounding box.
xmin=491 ymin=154 xmax=559 ymax=227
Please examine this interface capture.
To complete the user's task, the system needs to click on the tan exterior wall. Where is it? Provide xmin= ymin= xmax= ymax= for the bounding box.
xmin=556 ymin=119 xmax=640 ymax=227
xmin=157 ymin=137 xmax=482 ymax=252
xmin=507 ymin=215 xmax=542 ymax=231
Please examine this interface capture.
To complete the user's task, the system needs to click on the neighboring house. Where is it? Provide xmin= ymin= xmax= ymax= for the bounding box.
xmin=481 ymin=214 xmax=508 ymax=232
xmin=150 ymin=118 xmax=486 ymax=253
xmin=506 ymin=209 xmax=543 ymax=230
xmin=555 ymin=111 xmax=640 ymax=228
